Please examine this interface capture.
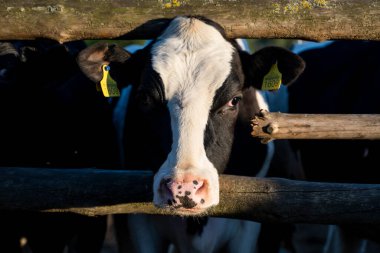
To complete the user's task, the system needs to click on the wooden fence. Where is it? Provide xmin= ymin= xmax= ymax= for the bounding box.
xmin=1 ymin=167 xmax=380 ymax=224
xmin=251 ymin=110 xmax=380 ymax=143
xmin=0 ymin=0 xmax=379 ymax=42
xmin=0 ymin=0 xmax=380 ymax=225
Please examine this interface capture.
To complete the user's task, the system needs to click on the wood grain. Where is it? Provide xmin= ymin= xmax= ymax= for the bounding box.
xmin=252 ymin=110 xmax=380 ymax=143
xmin=0 ymin=0 xmax=379 ymax=42
xmin=1 ymin=167 xmax=379 ymax=224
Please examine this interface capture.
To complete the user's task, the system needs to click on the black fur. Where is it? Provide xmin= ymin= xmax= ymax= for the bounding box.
xmin=0 ymin=40 xmax=118 ymax=253
xmin=288 ymin=40 xmax=380 ymax=253
xmin=288 ymin=41 xmax=380 ymax=183
xmin=77 ymin=16 xmax=305 ymax=252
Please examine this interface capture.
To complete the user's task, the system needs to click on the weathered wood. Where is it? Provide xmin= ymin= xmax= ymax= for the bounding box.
xmin=0 ymin=0 xmax=379 ymax=42
xmin=1 ymin=167 xmax=379 ymax=224
xmin=252 ymin=110 xmax=380 ymax=143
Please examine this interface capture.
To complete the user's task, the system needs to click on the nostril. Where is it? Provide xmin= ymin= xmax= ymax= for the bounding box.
xmin=192 ymin=180 xmax=204 ymax=191
xmin=159 ymin=177 xmax=208 ymax=208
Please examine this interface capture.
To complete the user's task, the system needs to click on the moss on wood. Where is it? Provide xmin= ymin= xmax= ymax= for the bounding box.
xmin=0 ymin=0 xmax=379 ymax=42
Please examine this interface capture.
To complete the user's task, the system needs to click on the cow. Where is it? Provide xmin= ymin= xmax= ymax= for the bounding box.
xmin=77 ymin=16 xmax=305 ymax=253
xmin=287 ymin=40 xmax=380 ymax=253
xmin=0 ymin=40 xmax=119 ymax=253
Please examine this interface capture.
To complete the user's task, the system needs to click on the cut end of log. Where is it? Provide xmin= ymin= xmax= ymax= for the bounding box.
xmin=251 ymin=112 xmax=380 ymax=141
xmin=251 ymin=109 xmax=274 ymax=143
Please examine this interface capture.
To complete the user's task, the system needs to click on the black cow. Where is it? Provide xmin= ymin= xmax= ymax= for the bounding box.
xmin=0 ymin=40 xmax=119 ymax=253
xmin=78 ymin=16 xmax=305 ymax=253
xmin=288 ymin=40 xmax=380 ymax=253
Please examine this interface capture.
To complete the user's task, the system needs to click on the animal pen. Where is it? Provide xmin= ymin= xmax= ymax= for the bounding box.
xmin=0 ymin=0 xmax=380 ymax=225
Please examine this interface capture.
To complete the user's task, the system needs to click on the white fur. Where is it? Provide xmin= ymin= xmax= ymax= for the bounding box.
xmin=123 ymin=37 xmax=274 ymax=253
xmin=255 ymin=90 xmax=273 ymax=178
xmin=151 ymin=16 xmax=234 ymax=210
xmin=128 ymin=214 xmax=259 ymax=253
xmin=255 ymin=90 xmax=269 ymax=111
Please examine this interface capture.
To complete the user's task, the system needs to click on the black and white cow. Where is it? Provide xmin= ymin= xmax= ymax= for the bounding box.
xmin=288 ymin=40 xmax=380 ymax=253
xmin=0 ymin=40 xmax=119 ymax=253
xmin=78 ymin=16 xmax=305 ymax=253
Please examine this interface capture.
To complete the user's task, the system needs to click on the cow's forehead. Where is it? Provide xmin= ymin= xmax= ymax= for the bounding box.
xmin=151 ymin=16 xmax=234 ymax=101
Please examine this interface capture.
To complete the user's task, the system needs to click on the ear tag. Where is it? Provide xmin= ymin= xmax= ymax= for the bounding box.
xmin=262 ymin=62 xmax=282 ymax=91
xmin=100 ymin=65 xmax=120 ymax=97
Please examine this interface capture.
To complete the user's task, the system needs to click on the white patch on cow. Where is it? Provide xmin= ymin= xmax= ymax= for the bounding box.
xmin=151 ymin=16 xmax=234 ymax=210
xmin=236 ymin=38 xmax=250 ymax=51
xmin=238 ymin=40 xmax=273 ymax=178
xmin=128 ymin=214 xmax=261 ymax=253
xmin=255 ymin=90 xmax=273 ymax=178
xmin=256 ymin=140 xmax=274 ymax=178
xmin=255 ymin=89 xmax=269 ymax=111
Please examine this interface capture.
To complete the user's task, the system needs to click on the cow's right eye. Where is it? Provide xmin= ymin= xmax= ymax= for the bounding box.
xmin=216 ymin=95 xmax=243 ymax=115
xmin=227 ymin=96 xmax=242 ymax=107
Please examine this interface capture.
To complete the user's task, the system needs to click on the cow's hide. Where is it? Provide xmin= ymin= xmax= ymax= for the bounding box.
xmin=288 ymin=40 xmax=380 ymax=253
xmin=0 ymin=40 xmax=118 ymax=253
xmin=77 ymin=16 xmax=306 ymax=253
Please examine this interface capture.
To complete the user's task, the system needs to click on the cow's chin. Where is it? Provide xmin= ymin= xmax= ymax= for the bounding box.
xmin=154 ymin=201 xmax=218 ymax=216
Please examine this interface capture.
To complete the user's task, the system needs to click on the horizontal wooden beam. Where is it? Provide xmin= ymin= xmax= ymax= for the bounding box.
xmin=1 ymin=167 xmax=379 ymax=224
xmin=251 ymin=110 xmax=380 ymax=143
xmin=0 ymin=0 xmax=379 ymax=42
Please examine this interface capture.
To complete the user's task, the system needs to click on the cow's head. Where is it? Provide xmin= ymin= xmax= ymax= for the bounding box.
xmin=78 ymin=16 xmax=305 ymax=215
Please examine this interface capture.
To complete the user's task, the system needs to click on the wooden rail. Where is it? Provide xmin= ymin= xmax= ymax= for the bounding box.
xmin=0 ymin=0 xmax=379 ymax=42
xmin=1 ymin=167 xmax=379 ymax=224
xmin=251 ymin=110 xmax=380 ymax=143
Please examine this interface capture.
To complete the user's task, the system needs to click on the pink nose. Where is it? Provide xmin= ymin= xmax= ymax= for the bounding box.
xmin=162 ymin=178 xmax=206 ymax=209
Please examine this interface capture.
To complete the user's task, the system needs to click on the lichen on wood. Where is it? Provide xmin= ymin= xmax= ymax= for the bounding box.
xmin=0 ymin=0 xmax=379 ymax=42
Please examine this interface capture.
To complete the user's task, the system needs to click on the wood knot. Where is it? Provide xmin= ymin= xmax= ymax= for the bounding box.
xmin=265 ymin=123 xmax=279 ymax=134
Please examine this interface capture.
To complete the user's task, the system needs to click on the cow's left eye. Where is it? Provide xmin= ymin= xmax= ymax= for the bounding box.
xmin=227 ymin=96 xmax=242 ymax=107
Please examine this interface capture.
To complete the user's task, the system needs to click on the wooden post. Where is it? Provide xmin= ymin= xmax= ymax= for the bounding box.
xmin=0 ymin=0 xmax=379 ymax=42
xmin=251 ymin=110 xmax=380 ymax=143
xmin=1 ymin=167 xmax=379 ymax=224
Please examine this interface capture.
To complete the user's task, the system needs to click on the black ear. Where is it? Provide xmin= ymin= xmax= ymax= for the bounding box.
xmin=240 ymin=46 xmax=305 ymax=90
xmin=77 ymin=42 xmax=131 ymax=84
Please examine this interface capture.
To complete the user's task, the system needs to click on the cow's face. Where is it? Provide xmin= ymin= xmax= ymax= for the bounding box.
xmin=78 ymin=16 xmax=305 ymax=215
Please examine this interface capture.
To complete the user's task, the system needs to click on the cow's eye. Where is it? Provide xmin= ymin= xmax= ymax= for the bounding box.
xmin=227 ymin=96 xmax=242 ymax=107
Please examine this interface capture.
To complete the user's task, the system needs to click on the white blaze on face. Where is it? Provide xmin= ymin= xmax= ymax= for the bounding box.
xmin=151 ymin=17 xmax=234 ymax=209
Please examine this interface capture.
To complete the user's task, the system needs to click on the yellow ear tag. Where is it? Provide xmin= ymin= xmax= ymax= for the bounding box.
xmin=100 ymin=65 xmax=120 ymax=97
xmin=262 ymin=62 xmax=282 ymax=91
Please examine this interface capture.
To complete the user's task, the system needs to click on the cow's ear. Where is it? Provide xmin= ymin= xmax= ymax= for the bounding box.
xmin=240 ymin=46 xmax=305 ymax=90
xmin=77 ymin=42 xmax=131 ymax=84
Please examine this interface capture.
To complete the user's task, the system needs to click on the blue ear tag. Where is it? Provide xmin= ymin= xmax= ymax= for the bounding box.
xmin=100 ymin=65 xmax=120 ymax=97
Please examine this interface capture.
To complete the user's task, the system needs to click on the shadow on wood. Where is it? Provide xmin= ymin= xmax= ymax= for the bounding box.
xmin=1 ymin=167 xmax=379 ymax=224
